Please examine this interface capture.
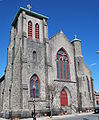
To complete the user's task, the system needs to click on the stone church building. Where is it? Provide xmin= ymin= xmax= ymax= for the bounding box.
xmin=0 ymin=7 xmax=95 ymax=118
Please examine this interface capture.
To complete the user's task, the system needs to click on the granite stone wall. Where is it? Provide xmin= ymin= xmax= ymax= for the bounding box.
xmin=0 ymin=8 xmax=95 ymax=118
xmin=48 ymin=31 xmax=78 ymax=113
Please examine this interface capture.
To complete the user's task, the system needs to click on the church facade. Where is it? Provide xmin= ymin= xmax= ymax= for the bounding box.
xmin=0 ymin=7 xmax=95 ymax=118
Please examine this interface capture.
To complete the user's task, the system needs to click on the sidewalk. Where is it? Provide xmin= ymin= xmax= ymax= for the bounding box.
xmin=50 ymin=112 xmax=94 ymax=120
xmin=0 ymin=112 xmax=94 ymax=120
xmin=22 ymin=112 xmax=94 ymax=120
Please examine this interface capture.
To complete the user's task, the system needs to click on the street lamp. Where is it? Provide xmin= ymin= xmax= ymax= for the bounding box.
xmin=32 ymin=85 xmax=36 ymax=120
xmin=96 ymin=51 xmax=99 ymax=54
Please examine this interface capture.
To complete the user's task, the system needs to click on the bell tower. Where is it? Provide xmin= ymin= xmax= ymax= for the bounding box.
xmin=71 ymin=35 xmax=83 ymax=112
xmin=5 ymin=6 xmax=49 ymax=117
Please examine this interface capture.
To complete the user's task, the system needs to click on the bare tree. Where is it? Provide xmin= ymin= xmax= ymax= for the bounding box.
xmin=48 ymin=81 xmax=60 ymax=117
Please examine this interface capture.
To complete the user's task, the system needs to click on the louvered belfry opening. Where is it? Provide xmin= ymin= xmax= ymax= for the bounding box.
xmin=35 ymin=23 xmax=39 ymax=41
xmin=28 ymin=21 xmax=33 ymax=39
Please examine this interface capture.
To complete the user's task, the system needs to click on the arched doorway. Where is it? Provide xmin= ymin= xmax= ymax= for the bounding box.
xmin=60 ymin=89 xmax=68 ymax=106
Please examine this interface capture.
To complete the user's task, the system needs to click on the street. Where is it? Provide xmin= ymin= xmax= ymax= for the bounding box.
xmin=53 ymin=113 xmax=99 ymax=120
xmin=0 ymin=113 xmax=99 ymax=120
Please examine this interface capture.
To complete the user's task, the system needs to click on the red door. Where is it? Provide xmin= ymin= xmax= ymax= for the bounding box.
xmin=61 ymin=90 xmax=68 ymax=106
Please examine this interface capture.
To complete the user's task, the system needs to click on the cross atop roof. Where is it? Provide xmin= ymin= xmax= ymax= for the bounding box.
xmin=74 ymin=34 xmax=77 ymax=39
xmin=27 ymin=4 xmax=32 ymax=11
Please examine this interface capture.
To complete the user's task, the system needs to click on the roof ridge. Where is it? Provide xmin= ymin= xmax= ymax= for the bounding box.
xmin=20 ymin=7 xmax=48 ymax=19
xmin=11 ymin=7 xmax=48 ymax=26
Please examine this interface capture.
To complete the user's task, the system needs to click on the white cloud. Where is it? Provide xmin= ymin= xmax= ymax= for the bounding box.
xmin=90 ymin=63 xmax=97 ymax=67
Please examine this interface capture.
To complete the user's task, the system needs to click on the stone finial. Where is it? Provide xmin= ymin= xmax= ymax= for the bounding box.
xmin=27 ymin=4 xmax=32 ymax=11
xmin=60 ymin=29 xmax=63 ymax=33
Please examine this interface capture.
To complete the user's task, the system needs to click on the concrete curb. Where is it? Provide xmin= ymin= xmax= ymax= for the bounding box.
xmin=36 ymin=112 xmax=94 ymax=120
xmin=50 ymin=112 xmax=94 ymax=120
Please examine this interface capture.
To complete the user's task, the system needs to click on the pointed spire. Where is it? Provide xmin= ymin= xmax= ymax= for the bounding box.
xmin=60 ymin=29 xmax=63 ymax=34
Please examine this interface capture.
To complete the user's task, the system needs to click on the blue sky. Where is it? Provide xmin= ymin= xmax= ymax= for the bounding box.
xmin=0 ymin=0 xmax=99 ymax=91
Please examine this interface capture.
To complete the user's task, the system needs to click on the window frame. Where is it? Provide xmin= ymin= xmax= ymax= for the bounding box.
xmin=28 ymin=21 xmax=33 ymax=39
xmin=56 ymin=48 xmax=70 ymax=80
xmin=35 ymin=23 xmax=40 ymax=42
xmin=30 ymin=75 xmax=40 ymax=99
xmin=33 ymin=51 xmax=37 ymax=62
xmin=87 ymin=76 xmax=91 ymax=100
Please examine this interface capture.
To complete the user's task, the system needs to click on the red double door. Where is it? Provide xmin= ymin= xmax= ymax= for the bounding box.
xmin=60 ymin=90 xmax=68 ymax=106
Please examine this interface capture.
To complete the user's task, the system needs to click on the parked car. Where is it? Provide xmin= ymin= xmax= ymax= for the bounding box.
xmin=94 ymin=107 xmax=99 ymax=113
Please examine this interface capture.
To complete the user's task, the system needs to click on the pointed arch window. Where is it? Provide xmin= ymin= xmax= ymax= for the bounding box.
xmin=28 ymin=21 xmax=33 ymax=39
xmin=56 ymin=48 xmax=70 ymax=80
xmin=87 ymin=76 xmax=91 ymax=99
xmin=35 ymin=23 xmax=40 ymax=41
xmin=30 ymin=75 xmax=40 ymax=98
xmin=33 ymin=51 xmax=37 ymax=62
xmin=60 ymin=89 xmax=68 ymax=106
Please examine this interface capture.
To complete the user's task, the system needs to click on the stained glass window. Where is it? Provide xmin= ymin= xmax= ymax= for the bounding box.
xmin=56 ymin=48 xmax=70 ymax=80
xmin=35 ymin=80 xmax=39 ymax=98
xmin=87 ymin=77 xmax=91 ymax=99
xmin=33 ymin=51 xmax=37 ymax=62
xmin=57 ymin=60 xmax=59 ymax=78
xmin=30 ymin=80 xmax=33 ymax=98
xmin=30 ymin=75 xmax=40 ymax=98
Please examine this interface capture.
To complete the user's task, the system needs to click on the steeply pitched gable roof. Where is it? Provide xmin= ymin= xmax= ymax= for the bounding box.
xmin=49 ymin=30 xmax=72 ymax=44
xmin=11 ymin=7 xmax=48 ymax=26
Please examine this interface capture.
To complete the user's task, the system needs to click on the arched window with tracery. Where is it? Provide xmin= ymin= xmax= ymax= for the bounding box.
xmin=60 ymin=89 xmax=68 ymax=106
xmin=35 ymin=23 xmax=40 ymax=41
xmin=30 ymin=75 xmax=40 ymax=98
xmin=28 ymin=21 xmax=33 ymax=39
xmin=56 ymin=48 xmax=70 ymax=80
xmin=33 ymin=51 xmax=37 ymax=62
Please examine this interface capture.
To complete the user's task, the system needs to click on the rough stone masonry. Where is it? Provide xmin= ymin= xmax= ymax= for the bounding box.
xmin=0 ymin=7 xmax=95 ymax=118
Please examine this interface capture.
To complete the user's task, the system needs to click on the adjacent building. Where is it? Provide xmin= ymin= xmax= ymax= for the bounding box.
xmin=95 ymin=91 xmax=99 ymax=107
xmin=0 ymin=7 xmax=95 ymax=118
